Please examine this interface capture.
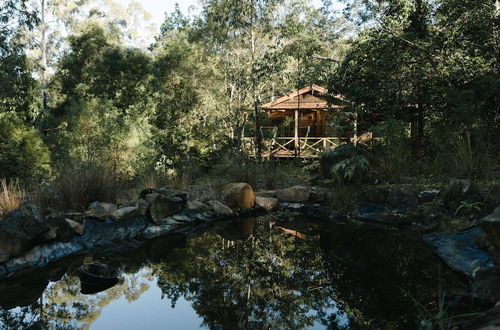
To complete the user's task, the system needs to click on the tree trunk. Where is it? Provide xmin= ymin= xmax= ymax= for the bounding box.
xmin=250 ymin=0 xmax=261 ymax=161
xmin=40 ymin=0 xmax=48 ymax=113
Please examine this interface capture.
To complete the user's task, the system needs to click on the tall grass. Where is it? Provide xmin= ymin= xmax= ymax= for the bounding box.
xmin=450 ymin=132 xmax=495 ymax=180
xmin=0 ymin=179 xmax=25 ymax=215
xmin=53 ymin=161 xmax=121 ymax=211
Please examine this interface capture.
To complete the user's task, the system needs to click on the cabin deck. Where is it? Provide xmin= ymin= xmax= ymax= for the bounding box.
xmin=242 ymin=137 xmax=348 ymax=158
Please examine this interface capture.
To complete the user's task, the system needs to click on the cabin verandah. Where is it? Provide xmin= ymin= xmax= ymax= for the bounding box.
xmin=242 ymin=84 xmax=355 ymax=158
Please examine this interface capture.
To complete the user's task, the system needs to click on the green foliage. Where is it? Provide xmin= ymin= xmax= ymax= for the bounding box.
xmin=371 ymin=119 xmax=417 ymax=183
xmin=333 ymin=0 xmax=499 ymax=160
xmin=0 ymin=114 xmax=51 ymax=180
xmin=330 ymin=154 xmax=369 ymax=184
xmin=0 ymin=0 xmax=39 ymax=121
xmin=454 ymin=201 xmax=483 ymax=216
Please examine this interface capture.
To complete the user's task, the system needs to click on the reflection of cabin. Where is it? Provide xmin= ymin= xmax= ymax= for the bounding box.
xmin=243 ymin=84 xmax=355 ymax=158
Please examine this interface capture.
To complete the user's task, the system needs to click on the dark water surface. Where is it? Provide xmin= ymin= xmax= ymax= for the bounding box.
xmin=0 ymin=217 xmax=467 ymax=329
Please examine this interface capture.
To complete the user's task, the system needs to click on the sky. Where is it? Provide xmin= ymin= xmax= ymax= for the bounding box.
xmin=115 ymin=0 xmax=329 ymax=33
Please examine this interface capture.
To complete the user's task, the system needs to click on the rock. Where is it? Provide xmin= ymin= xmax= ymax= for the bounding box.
xmin=186 ymin=200 xmax=211 ymax=212
xmin=65 ymin=218 xmax=85 ymax=235
xmin=220 ymin=182 xmax=255 ymax=210
xmin=63 ymin=212 xmax=85 ymax=223
xmin=309 ymin=187 xmax=329 ymax=203
xmin=480 ymin=207 xmax=500 ymax=251
xmin=139 ymin=188 xmax=188 ymax=203
xmin=276 ymin=185 xmax=310 ymax=203
xmin=111 ymin=206 xmax=138 ymax=221
xmin=208 ymin=200 xmax=234 ymax=216
xmin=442 ymin=178 xmax=483 ymax=211
xmin=170 ymin=213 xmax=195 ymax=222
xmin=418 ymin=190 xmax=440 ymax=204
xmin=138 ymin=188 xmax=188 ymax=224
xmin=137 ymin=198 xmax=148 ymax=216
xmin=0 ymin=205 xmax=48 ymax=262
xmin=462 ymin=304 xmax=500 ymax=330
xmin=485 ymin=184 xmax=500 ymax=208
xmin=386 ymin=188 xmax=418 ymax=210
xmin=281 ymin=202 xmax=305 ymax=210
xmin=255 ymin=196 xmax=279 ymax=212
xmin=0 ymin=249 xmax=9 ymax=263
xmin=161 ymin=217 xmax=190 ymax=226
xmin=149 ymin=195 xmax=185 ymax=225
xmin=45 ymin=216 xmax=74 ymax=242
xmin=359 ymin=188 xmax=389 ymax=204
xmin=471 ymin=267 xmax=500 ymax=303
xmin=255 ymin=190 xmax=276 ymax=198
xmin=85 ymin=202 xmax=117 ymax=220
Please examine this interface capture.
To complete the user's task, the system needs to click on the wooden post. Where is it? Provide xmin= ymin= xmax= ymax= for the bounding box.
xmin=294 ymin=109 xmax=299 ymax=156
xmin=353 ymin=112 xmax=358 ymax=146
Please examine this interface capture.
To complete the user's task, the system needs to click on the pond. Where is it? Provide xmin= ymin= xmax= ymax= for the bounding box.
xmin=0 ymin=216 xmax=467 ymax=329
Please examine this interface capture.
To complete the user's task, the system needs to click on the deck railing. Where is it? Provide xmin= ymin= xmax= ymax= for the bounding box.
xmin=242 ymin=137 xmax=347 ymax=158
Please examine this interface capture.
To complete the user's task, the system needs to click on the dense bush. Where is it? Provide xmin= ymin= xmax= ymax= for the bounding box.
xmin=320 ymin=143 xmax=372 ymax=185
xmin=0 ymin=114 xmax=51 ymax=180
xmin=53 ymin=161 xmax=121 ymax=211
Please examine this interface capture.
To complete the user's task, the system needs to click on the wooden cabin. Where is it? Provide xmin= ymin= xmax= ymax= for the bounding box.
xmin=243 ymin=84 xmax=355 ymax=158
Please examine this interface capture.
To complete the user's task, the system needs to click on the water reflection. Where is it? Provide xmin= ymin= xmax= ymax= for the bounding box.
xmin=0 ymin=217 xmax=466 ymax=329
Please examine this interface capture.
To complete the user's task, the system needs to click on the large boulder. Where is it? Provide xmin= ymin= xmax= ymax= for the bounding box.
xmin=276 ymin=185 xmax=310 ymax=203
xmin=255 ymin=196 xmax=278 ymax=212
xmin=0 ymin=205 xmax=48 ymax=262
xmin=85 ymin=202 xmax=117 ymax=220
xmin=220 ymin=182 xmax=255 ymax=210
xmin=138 ymin=188 xmax=188 ymax=224
xmin=481 ymin=207 xmax=500 ymax=251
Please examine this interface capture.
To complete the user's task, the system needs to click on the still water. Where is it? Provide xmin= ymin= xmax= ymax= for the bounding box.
xmin=0 ymin=217 xmax=466 ymax=329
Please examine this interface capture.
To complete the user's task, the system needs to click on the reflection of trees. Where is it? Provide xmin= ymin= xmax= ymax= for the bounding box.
xmin=0 ymin=266 xmax=153 ymax=329
xmin=153 ymin=218 xmax=467 ymax=330
xmin=40 ymin=268 xmax=153 ymax=329
xmin=319 ymin=224 xmax=467 ymax=329
xmin=153 ymin=218 xmax=345 ymax=329
xmin=0 ymin=218 xmax=468 ymax=330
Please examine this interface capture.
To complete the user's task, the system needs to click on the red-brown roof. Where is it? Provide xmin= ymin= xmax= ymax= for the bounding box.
xmin=260 ymin=84 xmax=344 ymax=110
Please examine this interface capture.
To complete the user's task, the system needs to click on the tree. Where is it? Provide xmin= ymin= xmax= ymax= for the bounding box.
xmin=0 ymin=0 xmax=39 ymax=121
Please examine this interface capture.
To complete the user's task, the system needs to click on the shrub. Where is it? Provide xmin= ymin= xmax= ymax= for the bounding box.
xmin=53 ymin=161 xmax=121 ymax=211
xmin=0 ymin=114 xmax=51 ymax=180
xmin=320 ymin=143 xmax=371 ymax=185
xmin=0 ymin=178 xmax=24 ymax=216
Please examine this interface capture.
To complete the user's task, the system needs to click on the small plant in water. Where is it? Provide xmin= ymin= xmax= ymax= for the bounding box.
xmin=0 ymin=178 xmax=24 ymax=215
xmin=403 ymin=275 xmax=479 ymax=330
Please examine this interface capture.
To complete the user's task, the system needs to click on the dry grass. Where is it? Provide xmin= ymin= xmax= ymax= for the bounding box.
xmin=53 ymin=161 xmax=121 ymax=211
xmin=0 ymin=178 xmax=25 ymax=215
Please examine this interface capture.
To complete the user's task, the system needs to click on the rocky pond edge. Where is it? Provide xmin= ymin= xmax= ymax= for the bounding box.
xmin=1 ymin=180 xmax=500 ymax=327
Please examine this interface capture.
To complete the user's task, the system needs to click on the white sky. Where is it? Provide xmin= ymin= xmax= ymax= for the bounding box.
xmin=115 ymin=0 xmax=331 ymax=34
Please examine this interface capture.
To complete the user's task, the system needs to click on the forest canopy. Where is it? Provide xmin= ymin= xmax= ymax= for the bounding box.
xmin=0 ymin=0 xmax=498 ymax=187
